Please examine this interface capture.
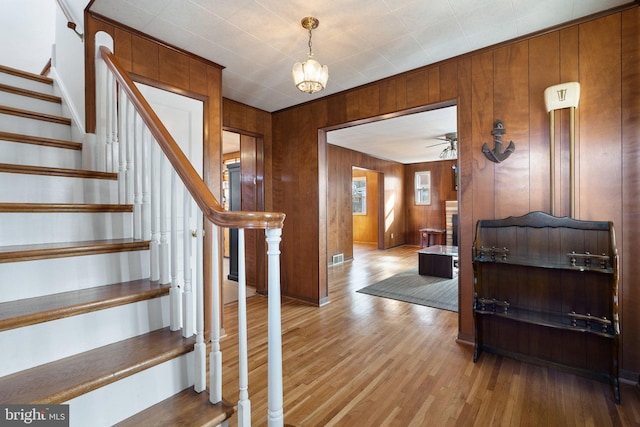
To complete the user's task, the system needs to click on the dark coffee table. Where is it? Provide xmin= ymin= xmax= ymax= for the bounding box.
xmin=418 ymin=245 xmax=458 ymax=278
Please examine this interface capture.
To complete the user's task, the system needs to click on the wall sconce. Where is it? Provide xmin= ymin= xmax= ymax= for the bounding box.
xmin=544 ymin=82 xmax=580 ymax=217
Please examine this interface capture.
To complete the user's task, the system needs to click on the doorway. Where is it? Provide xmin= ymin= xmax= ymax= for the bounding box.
xmin=221 ymin=130 xmax=265 ymax=303
xmin=351 ymin=167 xmax=383 ymax=250
xmin=323 ymin=103 xmax=459 ymax=308
xmin=136 ymin=82 xmax=204 ymax=328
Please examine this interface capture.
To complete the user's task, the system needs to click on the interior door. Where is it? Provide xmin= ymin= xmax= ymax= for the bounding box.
xmin=135 ymin=82 xmax=203 ymax=326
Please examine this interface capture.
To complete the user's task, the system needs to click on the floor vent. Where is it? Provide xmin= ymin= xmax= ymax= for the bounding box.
xmin=332 ymin=253 xmax=344 ymax=264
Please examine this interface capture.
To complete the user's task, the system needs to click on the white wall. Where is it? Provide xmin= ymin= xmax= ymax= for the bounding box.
xmin=52 ymin=5 xmax=86 ymax=131
xmin=0 ymin=0 xmax=56 ymax=73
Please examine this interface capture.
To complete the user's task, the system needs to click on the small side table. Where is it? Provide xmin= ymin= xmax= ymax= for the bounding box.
xmin=419 ymin=228 xmax=445 ymax=247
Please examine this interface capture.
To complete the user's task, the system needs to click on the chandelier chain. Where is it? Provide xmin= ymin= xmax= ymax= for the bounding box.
xmin=308 ymin=29 xmax=313 ymax=57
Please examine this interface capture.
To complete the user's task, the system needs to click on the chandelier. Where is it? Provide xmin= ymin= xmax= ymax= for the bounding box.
xmin=292 ymin=17 xmax=329 ymax=94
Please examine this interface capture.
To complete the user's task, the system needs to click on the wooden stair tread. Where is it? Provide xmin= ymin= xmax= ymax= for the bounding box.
xmin=0 ymin=327 xmax=195 ymax=404
xmin=116 ymin=389 xmax=236 ymax=427
xmin=0 ymin=279 xmax=169 ymax=332
xmin=0 ymin=64 xmax=53 ymax=84
xmin=0 ymin=131 xmax=82 ymax=150
xmin=0 ymin=163 xmax=117 ymax=179
xmin=0 ymin=202 xmax=133 ymax=213
xmin=0 ymin=105 xmax=71 ymax=125
xmin=0 ymin=82 xmax=62 ymax=103
xmin=0 ymin=238 xmax=150 ymax=263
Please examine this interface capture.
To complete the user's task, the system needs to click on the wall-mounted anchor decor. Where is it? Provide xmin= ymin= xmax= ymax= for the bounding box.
xmin=482 ymin=120 xmax=515 ymax=163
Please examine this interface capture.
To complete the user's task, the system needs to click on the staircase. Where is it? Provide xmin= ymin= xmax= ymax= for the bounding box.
xmin=0 ymin=65 xmax=235 ymax=425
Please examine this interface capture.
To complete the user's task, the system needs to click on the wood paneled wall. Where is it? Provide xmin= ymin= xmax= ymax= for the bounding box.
xmin=352 ymin=169 xmax=379 ymax=245
xmin=404 ymin=160 xmax=458 ymax=246
xmin=272 ymin=8 xmax=640 ymax=377
xmin=327 ymin=145 xmax=405 ymax=267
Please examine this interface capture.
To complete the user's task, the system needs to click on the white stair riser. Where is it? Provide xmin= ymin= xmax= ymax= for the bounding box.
xmin=0 ymin=113 xmax=71 ymax=140
xmin=0 ymin=172 xmax=117 ymax=204
xmin=0 ymin=73 xmax=54 ymax=95
xmin=0 ymin=211 xmax=133 ymax=245
xmin=0 ymin=296 xmax=170 ymax=377
xmin=0 ymin=140 xmax=81 ymax=169
xmin=1 ymin=91 xmax=62 ymax=116
xmin=66 ymin=352 xmax=194 ymax=427
xmin=0 ymin=250 xmax=150 ymax=302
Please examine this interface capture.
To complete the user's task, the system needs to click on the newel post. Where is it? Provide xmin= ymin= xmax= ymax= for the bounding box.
xmin=265 ymin=227 xmax=284 ymax=427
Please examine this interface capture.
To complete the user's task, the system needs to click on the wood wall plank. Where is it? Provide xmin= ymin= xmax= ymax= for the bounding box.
xmin=404 ymin=160 xmax=457 ymax=246
xmin=131 ymin=35 xmax=159 ymax=81
xmin=158 ymin=47 xmax=189 ymax=89
xmin=493 ymin=41 xmax=530 ymax=218
xmin=559 ymin=27 xmax=580 ymax=218
xmin=457 ymin=56 xmax=474 ymax=341
xmin=406 ymin=69 xmax=429 ymax=108
xmin=578 ymin=15 xmax=622 ymax=225
xmin=621 ymin=7 xmax=640 ymax=375
xmin=528 ymin=32 xmax=560 ymax=213
xmin=471 ymin=51 xmax=495 ymax=220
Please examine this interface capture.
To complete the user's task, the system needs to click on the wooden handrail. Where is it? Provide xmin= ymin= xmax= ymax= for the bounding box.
xmin=55 ymin=0 xmax=83 ymax=40
xmin=99 ymin=46 xmax=285 ymax=230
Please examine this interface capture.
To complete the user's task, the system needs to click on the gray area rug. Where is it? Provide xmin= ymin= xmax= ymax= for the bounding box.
xmin=357 ymin=268 xmax=458 ymax=312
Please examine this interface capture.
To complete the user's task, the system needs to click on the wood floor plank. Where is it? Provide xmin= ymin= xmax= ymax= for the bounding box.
xmin=218 ymin=243 xmax=640 ymax=426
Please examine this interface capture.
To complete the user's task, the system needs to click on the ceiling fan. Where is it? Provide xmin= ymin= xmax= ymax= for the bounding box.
xmin=424 ymin=132 xmax=457 ymax=159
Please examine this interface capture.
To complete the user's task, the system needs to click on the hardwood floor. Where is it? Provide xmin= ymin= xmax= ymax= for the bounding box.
xmin=219 ymin=243 xmax=640 ymax=426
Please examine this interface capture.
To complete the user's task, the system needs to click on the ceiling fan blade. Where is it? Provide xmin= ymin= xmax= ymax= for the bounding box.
xmin=424 ymin=141 xmax=449 ymax=148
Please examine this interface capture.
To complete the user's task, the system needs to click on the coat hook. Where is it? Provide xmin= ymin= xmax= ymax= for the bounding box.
xmin=482 ymin=120 xmax=515 ymax=163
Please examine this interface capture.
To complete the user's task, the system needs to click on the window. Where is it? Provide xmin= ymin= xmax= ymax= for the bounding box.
xmin=415 ymin=171 xmax=431 ymax=205
xmin=352 ymin=176 xmax=367 ymax=214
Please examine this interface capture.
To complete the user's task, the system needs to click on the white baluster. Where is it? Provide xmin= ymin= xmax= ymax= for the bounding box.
xmin=159 ymin=153 xmax=170 ymax=284
xmin=111 ymin=78 xmax=119 ymax=174
xmin=237 ymin=228 xmax=251 ymax=427
xmin=94 ymin=58 xmax=107 ymax=171
xmin=209 ymin=224 xmax=223 ymax=403
xmin=194 ymin=211 xmax=206 ymax=392
xmin=117 ymin=89 xmax=127 ymax=204
xmin=125 ymin=100 xmax=135 ymax=205
xmin=105 ymin=71 xmax=113 ymax=172
xmin=182 ymin=187 xmax=193 ymax=337
xmin=266 ymin=228 xmax=284 ymax=427
xmin=170 ymin=170 xmax=182 ymax=332
xmin=133 ymin=114 xmax=142 ymax=240
xmin=141 ymin=127 xmax=151 ymax=241
xmin=150 ymin=141 xmax=160 ymax=282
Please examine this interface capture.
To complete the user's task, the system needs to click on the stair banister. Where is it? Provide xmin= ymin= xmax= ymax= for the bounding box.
xmin=97 ymin=45 xmax=286 ymax=426
xmin=98 ymin=46 xmax=284 ymax=229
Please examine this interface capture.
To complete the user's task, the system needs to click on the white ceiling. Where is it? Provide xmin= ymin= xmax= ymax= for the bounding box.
xmin=327 ymin=106 xmax=457 ymax=164
xmin=89 ymin=0 xmax=630 ymax=113
xmin=88 ymin=0 xmax=631 ymax=163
